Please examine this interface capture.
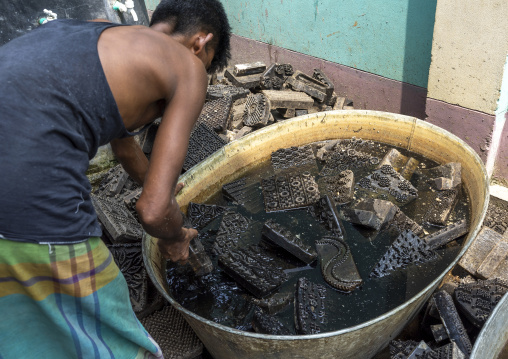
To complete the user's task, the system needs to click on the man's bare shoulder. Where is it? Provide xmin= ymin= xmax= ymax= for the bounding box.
xmin=97 ymin=25 xmax=208 ymax=128
xmin=102 ymin=26 xmax=202 ymax=71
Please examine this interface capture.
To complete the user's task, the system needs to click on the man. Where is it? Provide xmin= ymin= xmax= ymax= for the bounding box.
xmin=0 ymin=0 xmax=231 ymax=357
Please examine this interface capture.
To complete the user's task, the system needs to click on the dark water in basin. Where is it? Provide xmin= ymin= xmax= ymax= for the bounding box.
xmin=167 ymin=141 xmax=469 ymax=334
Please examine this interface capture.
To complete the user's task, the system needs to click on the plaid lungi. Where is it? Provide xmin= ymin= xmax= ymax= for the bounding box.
xmin=0 ymin=236 xmax=163 ymax=359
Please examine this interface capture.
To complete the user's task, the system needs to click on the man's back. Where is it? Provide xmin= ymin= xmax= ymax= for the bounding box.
xmin=0 ymin=20 xmax=130 ymax=243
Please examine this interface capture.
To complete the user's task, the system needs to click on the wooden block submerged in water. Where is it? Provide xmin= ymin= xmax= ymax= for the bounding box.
xmin=212 ymin=211 xmax=250 ymax=256
xmin=218 ymin=245 xmax=288 ymax=298
xmin=370 ymin=229 xmax=439 ymax=278
xmin=423 ymin=219 xmax=468 ymax=250
xmin=270 ymin=144 xmax=317 ymax=172
xmin=262 ymin=172 xmax=321 ymax=213
xmin=251 ymin=307 xmax=291 ymax=335
xmin=317 ymin=170 xmax=355 ymax=205
xmin=294 ymin=277 xmax=327 ymax=335
xmin=342 ymin=198 xmax=398 ymax=231
xmin=262 ymin=219 xmax=317 ymax=264
xmin=378 ymin=148 xmax=419 ymax=180
xmin=312 ymin=195 xmax=346 ymax=238
xmin=388 ymin=208 xmax=424 ymax=236
xmin=315 ymin=236 xmax=362 ymax=292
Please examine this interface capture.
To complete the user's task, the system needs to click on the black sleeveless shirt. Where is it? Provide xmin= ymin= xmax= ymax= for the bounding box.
xmin=0 ymin=19 xmax=133 ymax=244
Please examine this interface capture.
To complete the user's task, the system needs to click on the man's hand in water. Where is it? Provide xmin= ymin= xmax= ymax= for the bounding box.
xmin=157 ymin=182 xmax=196 ymax=263
xmin=157 ymin=226 xmax=198 ymax=263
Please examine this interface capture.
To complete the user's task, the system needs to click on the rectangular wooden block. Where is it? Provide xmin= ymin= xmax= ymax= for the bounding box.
xmin=476 ymin=239 xmax=508 ymax=279
xmin=218 ymin=246 xmax=288 ymax=298
xmin=233 ymin=62 xmax=266 ymax=76
xmin=261 ymin=90 xmax=314 ymax=109
xmin=286 ymin=70 xmax=328 ymax=102
xmin=423 ymin=219 xmax=468 ymax=250
xmin=458 ymin=226 xmax=503 ymax=274
xmin=224 ymin=68 xmax=261 ymax=89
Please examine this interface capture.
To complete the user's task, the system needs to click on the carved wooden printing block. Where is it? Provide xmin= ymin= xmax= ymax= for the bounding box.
xmin=312 ymin=68 xmax=335 ymax=105
xmin=251 ymin=292 xmax=292 ymax=315
xmin=286 ymin=70 xmax=330 ymax=102
xmin=222 ymin=177 xmax=264 ymax=214
xmin=312 ymin=195 xmax=346 ymax=238
xmin=423 ymin=219 xmax=468 ymax=250
xmin=388 ymin=207 xmax=424 ymax=236
xmin=218 ymin=245 xmax=288 ymax=298
xmin=432 ymin=290 xmax=472 ymax=357
xmin=224 ymin=67 xmax=262 ymax=89
xmin=187 ymin=202 xmax=227 ymax=230
xmin=370 ymin=229 xmax=439 ymax=278
xmin=317 ymin=170 xmax=354 ymax=205
xmin=260 ymin=63 xmax=294 ymax=90
xmin=262 ymin=172 xmax=320 ymax=212
xmin=108 ymin=243 xmax=163 ymax=319
xmin=294 ymin=277 xmax=327 ymax=335
xmin=420 ymin=162 xmax=462 ymax=191
xmin=483 ymin=196 xmax=508 ymax=236
xmin=424 ymin=188 xmax=459 ymax=225
xmin=389 ymin=339 xmax=432 ymax=359
xmin=222 ymin=178 xmax=248 ymax=203
xmin=139 ymin=122 xmax=159 ymax=156
xmin=183 ymin=123 xmax=227 ymax=171
xmin=206 ymin=84 xmax=250 ymax=102
xmin=378 ymin=148 xmax=420 ymax=181
xmin=357 ymin=164 xmax=418 ymax=206
xmin=252 ymin=307 xmax=291 ymax=335
xmin=458 ymin=226 xmax=503 ymax=275
xmin=261 ymin=89 xmax=314 ymax=110
xmin=320 ymin=147 xmax=381 ymax=176
xmin=454 ymin=278 xmax=508 ymax=328
xmin=140 ymin=305 xmax=203 ymax=359
xmin=270 ymin=144 xmax=317 ymax=172
xmin=315 ymin=236 xmax=362 ymax=292
xmin=342 ymin=198 xmax=398 ymax=231
xmin=95 ymin=164 xmax=129 ymax=197
xmin=262 ymin=219 xmax=317 ymax=264
xmin=91 ymin=194 xmax=143 ymax=243
xmin=212 ymin=211 xmax=250 ymax=256
xmin=476 ymin=239 xmax=508 ymax=280
xmin=243 ymin=93 xmax=271 ymax=127
xmin=197 ymin=96 xmax=233 ymax=132
xmin=420 ymin=342 xmax=466 ymax=359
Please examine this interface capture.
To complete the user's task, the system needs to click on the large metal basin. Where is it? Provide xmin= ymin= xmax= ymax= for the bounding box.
xmin=143 ymin=110 xmax=489 ymax=359
xmin=470 ymin=291 xmax=508 ymax=359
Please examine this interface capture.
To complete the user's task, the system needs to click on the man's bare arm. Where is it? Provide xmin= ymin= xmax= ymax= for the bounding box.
xmin=110 ymin=137 xmax=149 ymax=186
xmin=135 ymin=54 xmax=207 ymax=261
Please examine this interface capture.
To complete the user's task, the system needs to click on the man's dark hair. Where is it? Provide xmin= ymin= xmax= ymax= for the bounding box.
xmin=150 ymin=0 xmax=231 ymax=74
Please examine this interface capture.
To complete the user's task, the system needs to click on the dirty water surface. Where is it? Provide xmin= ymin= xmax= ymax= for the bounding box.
xmin=166 ymin=139 xmax=470 ymax=335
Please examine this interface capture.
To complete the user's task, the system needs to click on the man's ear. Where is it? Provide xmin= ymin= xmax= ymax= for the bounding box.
xmin=191 ymin=32 xmax=214 ymax=55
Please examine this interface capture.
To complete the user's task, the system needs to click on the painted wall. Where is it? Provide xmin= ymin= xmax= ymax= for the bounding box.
xmin=219 ymin=0 xmax=436 ymax=89
xmin=493 ymin=55 xmax=508 ymax=182
xmin=427 ymin=1 xmax=508 ymax=115
xmin=144 ymin=0 xmax=158 ymax=11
